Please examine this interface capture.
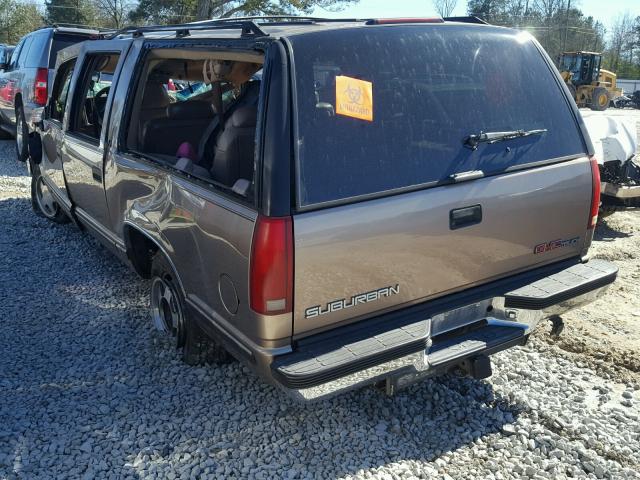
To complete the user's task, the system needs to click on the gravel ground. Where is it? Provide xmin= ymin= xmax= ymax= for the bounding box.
xmin=1 ymin=117 xmax=640 ymax=479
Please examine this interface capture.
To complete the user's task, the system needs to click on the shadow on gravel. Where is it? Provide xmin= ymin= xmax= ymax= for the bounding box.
xmin=594 ymin=216 xmax=632 ymax=241
xmin=0 ymin=195 xmax=521 ymax=479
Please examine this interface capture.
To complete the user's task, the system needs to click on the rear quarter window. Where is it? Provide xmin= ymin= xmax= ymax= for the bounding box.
xmin=24 ymin=33 xmax=49 ymax=68
xmin=50 ymin=34 xmax=91 ymax=68
xmin=290 ymin=25 xmax=587 ymax=207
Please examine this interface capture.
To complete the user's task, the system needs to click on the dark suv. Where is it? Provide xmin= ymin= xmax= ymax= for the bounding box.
xmin=33 ymin=17 xmax=617 ymax=401
xmin=0 ymin=26 xmax=97 ymax=159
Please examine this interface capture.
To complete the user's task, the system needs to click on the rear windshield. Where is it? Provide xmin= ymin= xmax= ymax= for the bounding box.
xmin=291 ymin=26 xmax=587 ymax=207
xmin=50 ymin=34 xmax=91 ymax=68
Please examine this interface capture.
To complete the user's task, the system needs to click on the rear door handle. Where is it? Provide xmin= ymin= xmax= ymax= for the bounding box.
xmin=450 ymin=204 xmax=482 ymax=230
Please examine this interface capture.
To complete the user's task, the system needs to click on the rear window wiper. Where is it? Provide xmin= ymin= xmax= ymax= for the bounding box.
xmin=464 ymin=128 xmax=547 ymax=150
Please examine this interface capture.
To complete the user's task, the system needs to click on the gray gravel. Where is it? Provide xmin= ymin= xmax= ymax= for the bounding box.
xmin=1 ymin=137 xmax=639 ymax=480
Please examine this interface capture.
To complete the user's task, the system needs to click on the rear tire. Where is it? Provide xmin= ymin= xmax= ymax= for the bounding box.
xmin=15 ymin=105 xmax=28 ymax=161
xmin=30 ymin=164 xmax=70 ymax=223
xmin=150 ymin=252 xmax=231 ymax=365
xmin=590 ymin=87 xmax=609 ymax=111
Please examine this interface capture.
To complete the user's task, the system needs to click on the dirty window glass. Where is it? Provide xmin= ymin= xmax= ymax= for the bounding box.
xmin=291 ymin=27 xmax=587 ymax=206
xmin=50 ymin=58 xmax=76 ymax=122
xmin=70 ymin=53 xmax=120 ymax=142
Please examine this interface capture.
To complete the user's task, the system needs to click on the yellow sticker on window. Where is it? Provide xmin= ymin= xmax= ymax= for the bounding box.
xmin=335 ymin=75 xmax=373 ymax=122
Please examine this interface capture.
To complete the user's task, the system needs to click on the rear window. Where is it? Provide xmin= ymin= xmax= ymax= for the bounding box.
xmin=291 ymin=26 xmax=587 ymax=207
xmin=50 ymin=34 xmax=91 ymax=68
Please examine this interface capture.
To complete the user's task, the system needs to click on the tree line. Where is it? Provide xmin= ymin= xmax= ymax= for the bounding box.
xmin=438 ymin=0 xmax=639 ymax=79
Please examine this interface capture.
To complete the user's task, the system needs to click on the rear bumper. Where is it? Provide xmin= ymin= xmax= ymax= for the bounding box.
xmin=271 ymin=258 xmax=617 ymax=401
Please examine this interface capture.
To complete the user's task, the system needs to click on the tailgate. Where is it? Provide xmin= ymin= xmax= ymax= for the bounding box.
xmin=293 ymin=157 xmax=592 ymax=335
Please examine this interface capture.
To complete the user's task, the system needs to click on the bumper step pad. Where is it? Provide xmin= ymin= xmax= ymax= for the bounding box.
xmin=428 ymin=324 xmax=525 ymax=368
xmin=504 ymin=259 xmax=617 ymax=310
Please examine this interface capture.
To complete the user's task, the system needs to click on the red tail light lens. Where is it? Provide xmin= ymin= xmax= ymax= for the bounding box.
xmin=34 ymin=68 xmax=48 ymax=106
xmin=588 ymin=156 xmax=601 ymax=229
xmin=250 ymin=215 xmax=293 ymax=315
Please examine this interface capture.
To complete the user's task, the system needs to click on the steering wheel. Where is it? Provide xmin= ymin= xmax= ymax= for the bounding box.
xmin=94 ymin=86 xmax=110 ymax=121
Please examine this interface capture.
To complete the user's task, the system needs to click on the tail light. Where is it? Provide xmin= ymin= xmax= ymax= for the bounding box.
xmin=250 ymin=215 xmax=293 ymax=315
xmin=34 ymin=68 xmax=48 ymax=106
xmin=588 ymin=156 xmax=601 ymax=229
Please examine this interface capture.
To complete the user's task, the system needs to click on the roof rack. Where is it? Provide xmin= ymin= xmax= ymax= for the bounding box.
xmin=38 ymin=23 xmax=102 ymax=31
xmin=195 ymin=16 xmax=362 ymax=25
xmin=442 ymin=16 xmax=488 ymax=24
xmin=108 ymin=19 xmax=269 ymax=40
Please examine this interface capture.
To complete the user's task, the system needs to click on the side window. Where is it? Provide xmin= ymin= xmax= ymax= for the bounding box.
xmin=16 ymin=36 xmax=33 ymax=69
xmin=9 ymin=40 xmax=23 ymax=70
xmin=25 ymin=33 xmax=49 ymax=68
xmin=69 ymin=53 xmax=120 ymax=142
xmin=50 ymin=58 xmax=77 ymax=123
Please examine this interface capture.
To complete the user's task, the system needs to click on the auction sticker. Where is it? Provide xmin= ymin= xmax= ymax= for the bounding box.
xmin=335 ymin=75 xmax=373 ymax=122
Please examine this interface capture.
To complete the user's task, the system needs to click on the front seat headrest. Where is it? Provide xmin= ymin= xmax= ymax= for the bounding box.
xmin=142 ymin=82 xmax=170 ymax=108
xmin=167 ymin=101 xmax=214 ymax=120
xmin=230 ymin=105 xmax=257 ymax=128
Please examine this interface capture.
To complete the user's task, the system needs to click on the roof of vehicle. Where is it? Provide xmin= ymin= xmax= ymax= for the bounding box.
xmin=106 ymin=16 xmax=493 ymax=41
xmin=30 ymin=24 xmax=100 ymax=36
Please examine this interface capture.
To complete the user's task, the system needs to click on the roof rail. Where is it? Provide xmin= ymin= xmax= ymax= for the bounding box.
xmin=197 ymin=16 xmax=362 ymax=24
xmin=44 ymin=23 xmax=102 ymax=31
xmin=443 ymin=16 xmax=488 ymax=24
xmin=107 ymin=20 xmax=268 ymax=40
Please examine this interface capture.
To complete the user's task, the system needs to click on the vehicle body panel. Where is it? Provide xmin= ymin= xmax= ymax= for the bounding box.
xmin=292 ymin=157 xmax=592 ymax=335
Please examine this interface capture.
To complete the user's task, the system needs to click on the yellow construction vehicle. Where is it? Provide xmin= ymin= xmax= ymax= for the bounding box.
xmin=558 ymin=51 xmax=623 ymax=111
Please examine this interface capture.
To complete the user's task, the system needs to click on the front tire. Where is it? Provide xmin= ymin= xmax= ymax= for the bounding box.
xmin=31 ymin=165 xmax=69 ymax=223
xmin=150 ymin=252 xmax=231 ymax=365
xmin=590 ymin=87 xmax=609 ymax=111
xmin=15 ymin=106 xmax=29 ymax=161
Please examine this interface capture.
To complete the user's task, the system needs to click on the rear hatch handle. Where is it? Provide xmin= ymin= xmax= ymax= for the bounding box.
xmin=449 ymin=170 xmax=485 ymax=183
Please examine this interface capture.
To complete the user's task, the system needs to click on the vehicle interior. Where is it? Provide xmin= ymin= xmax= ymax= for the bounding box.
xmin=125 ymin=49 xmax=264 ymax=199
xmin=73 ymin=53 xmax=119 ymax=140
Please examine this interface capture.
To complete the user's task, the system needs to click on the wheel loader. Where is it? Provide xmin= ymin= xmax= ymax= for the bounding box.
xmin=558 ymin=51 xmax=623 ymax=111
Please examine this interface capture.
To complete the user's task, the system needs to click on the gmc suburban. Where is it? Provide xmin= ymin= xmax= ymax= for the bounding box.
xmin=30 ymin=16 xmax=618 ymax=401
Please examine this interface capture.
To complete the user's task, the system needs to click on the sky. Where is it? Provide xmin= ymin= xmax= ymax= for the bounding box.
xmin=312 ymin=0 xmax=640 ymax=31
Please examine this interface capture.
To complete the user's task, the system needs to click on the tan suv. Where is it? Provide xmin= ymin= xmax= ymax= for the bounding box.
xmin=32 ymin=17 xmax=617 ymax=401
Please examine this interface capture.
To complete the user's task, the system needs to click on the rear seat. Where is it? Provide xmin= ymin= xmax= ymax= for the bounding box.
xmin=174 ymin=105 xmax=257 ymax=189
xmin=142 ymin=101 xmax=215 ymax=155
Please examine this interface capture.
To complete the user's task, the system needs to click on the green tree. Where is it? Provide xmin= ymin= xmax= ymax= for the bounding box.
xmin=0 ymin=0 xmax=44 ymax=44
xmin=45 ymin=0 xmax=96 ymax=25
xmin=129 ymin=0 xmax=358 ymax=25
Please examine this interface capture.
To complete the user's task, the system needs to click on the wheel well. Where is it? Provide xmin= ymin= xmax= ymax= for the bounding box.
xmin=124 ymin=226 xmax=160 ymax=279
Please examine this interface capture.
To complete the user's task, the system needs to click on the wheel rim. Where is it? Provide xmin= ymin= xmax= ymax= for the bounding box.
xmin=151 ymin=276 xmax=185 ymax=346
xmin=16 ymin=111 xmax=24 ymax=155
xmin=35 ymin=176 xmax=59 ymax=219
xmin=599 ymin=94 xmax=608 ymax=107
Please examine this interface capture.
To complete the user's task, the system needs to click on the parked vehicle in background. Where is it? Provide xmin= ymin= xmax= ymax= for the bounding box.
xmin=32 ymin=17 xmax=618 ymax=401
xmin=0 ymin=26 xmax=98 ymax=159
xmin=582 ymin=112 xmax=640 ymax=212
xmin=558 ymin=51 xmax=623 ymax=111
xmin=612 ymin=90 xmax=640 ymax=109
xmin=0 ymin=44 xmax=15 ymax=139
xmin=0 ymin=44 xmax=14 ymax=71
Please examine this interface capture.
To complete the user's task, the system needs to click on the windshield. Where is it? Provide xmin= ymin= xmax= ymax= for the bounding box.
xmin=291 ymin=26 xmax=586 ymax=207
